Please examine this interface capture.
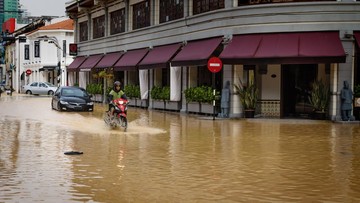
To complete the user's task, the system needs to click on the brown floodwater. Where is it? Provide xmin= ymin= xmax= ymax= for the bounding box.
xmin=1 ymin=94 xmax=360 ymax=202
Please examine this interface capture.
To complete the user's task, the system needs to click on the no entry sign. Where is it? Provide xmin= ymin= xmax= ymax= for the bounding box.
xmin=207 ymin=57 xmax=222 ymax=73
xmin=26 ymin=69 xmax=32 ymax=75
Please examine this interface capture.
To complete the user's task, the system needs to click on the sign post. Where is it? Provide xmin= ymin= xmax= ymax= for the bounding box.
xmin=207 ymin=57 xmax=223 ymax=120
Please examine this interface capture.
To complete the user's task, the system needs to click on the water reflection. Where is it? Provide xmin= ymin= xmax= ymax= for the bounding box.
xmin=0 ymin=95 xmax=360 ymax=202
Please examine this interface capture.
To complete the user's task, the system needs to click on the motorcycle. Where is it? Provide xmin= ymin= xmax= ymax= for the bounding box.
xmin=104 ymin=98 xmax=129 ymax=131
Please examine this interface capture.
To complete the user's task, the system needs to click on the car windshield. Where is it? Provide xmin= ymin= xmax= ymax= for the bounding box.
xmin=45 ymin=82 xmax=56 ymax=87
xmin=62 ymin=88 xmax=88 ymax=97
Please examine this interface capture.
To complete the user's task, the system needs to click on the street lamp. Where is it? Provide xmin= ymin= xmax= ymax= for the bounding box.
xmin=37 ymin=35 xmax=63 ymax=86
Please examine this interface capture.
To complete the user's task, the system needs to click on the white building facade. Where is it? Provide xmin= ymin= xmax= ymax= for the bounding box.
xmin=6 ymin=18 xmax=74 ymax=93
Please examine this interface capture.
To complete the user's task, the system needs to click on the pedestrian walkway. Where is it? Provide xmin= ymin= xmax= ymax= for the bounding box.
xmin=0 ymin=91 xmax=35 ymax=102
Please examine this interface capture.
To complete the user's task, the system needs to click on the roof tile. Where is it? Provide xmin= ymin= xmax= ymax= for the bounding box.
xmin=39 ymin=19 xmax=74 ymax=30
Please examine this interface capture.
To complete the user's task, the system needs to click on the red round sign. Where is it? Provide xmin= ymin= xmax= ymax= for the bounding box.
xmin=69 ymin=43 xmax=78 ymax=56
xmin=26 ymin=69 xmax=32 ymax=75
xmin=207 ymin=57 xmax=223 ymax=73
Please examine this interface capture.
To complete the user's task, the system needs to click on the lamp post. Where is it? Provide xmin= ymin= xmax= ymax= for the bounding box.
xmin=17 ymin=36 xmax=26 ymax=93
xmin=37 ymin=35 xmax=63 ymax=86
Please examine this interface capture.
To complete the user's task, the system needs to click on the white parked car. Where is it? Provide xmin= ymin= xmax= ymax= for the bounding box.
xmin=22 ymin=82 xmax=58 ymax=95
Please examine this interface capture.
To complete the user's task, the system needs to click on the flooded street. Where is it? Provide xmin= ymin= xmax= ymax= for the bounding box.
xmin=1 ymin=94 xmax=360 ymax=202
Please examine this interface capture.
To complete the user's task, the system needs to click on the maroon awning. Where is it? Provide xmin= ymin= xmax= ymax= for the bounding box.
xmin=114 ymin=48 xmax=149 ymax=71
xmin=171 ymin=37 xmax=223 ymax=66
xmin=354 ymin=32 xmax=360 ymax=48
xmin=95 ymin=52 xmax=124 ymax=69
xmin=67 ymin=56 xmax=87 ymax=72
xmin=220 ymin=32 xmax=346 ymax=64
xmin=138 ymin=43 xmax=182 ymax=69
xmin=78 ymin=54 xmax=104 ymax=69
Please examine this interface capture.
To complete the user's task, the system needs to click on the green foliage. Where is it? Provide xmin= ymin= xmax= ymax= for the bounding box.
xmin=233 ymin=79 xmax=259 ymax=110
xmin=309 ymin=80 xmax=330 ymax=112
xmin=162 ymin=86 xmax=170 ymax=101
xmin=86 ymin=83 xmax=103 ymax=94
xmin=184 ymin=86 xmax=219 ymax=104
xmin=354 ymin=84 xmax=360 ymax=97
xmin=124 ymin=84 xmax=141 ymax=99
xmin=150 ymin=86 xmax=170 ymax=101
xmin=106 ymin=86 xmax=112 ymax=94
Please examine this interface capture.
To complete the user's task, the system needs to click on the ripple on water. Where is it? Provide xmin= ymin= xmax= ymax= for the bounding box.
xmin=1 ymin=96 xmax=360 ymax=202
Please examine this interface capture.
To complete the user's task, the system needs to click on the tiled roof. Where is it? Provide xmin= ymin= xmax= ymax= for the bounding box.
xmin=38 ymin=19 xmax=74 ymax=31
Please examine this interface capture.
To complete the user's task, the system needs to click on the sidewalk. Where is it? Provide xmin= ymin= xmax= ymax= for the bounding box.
xmin=0 ymin=91 xmax=31 ymax=98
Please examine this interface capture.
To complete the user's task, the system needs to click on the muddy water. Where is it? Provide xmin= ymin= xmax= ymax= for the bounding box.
xmin=1 ymin=95 xmax=360 ymax=202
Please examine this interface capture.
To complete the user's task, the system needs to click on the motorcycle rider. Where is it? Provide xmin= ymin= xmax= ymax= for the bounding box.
xmin=108 ymin=81 xmax=128 ymax=118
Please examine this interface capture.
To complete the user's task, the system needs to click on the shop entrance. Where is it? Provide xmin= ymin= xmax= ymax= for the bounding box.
xmin=281 ymin=64 xmax=317 ymax=118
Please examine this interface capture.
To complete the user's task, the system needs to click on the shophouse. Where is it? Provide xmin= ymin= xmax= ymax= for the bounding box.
xmin=65 ymin=0 xmax=360 ymax=120
xmin=23 ymin=18 xmax=74 ymax=88
xmin=3 ymin=18 xmax=74 ymax=92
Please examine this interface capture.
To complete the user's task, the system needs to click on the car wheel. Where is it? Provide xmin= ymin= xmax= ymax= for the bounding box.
xmin=26 ymin=90 xmax=32 ymax=95
xmin=48 ymin=90 xmax=54 ymax=95
xmin=57 ymin=102 xmax=62 ymax=112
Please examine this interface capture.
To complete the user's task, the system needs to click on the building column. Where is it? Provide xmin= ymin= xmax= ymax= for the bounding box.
xmin=225 ymin=0 xmax=234 ymax=8
xmin=87 ymin=12 xmax=92 ymax=40
xmin=125 ymin=0 xmax=130 ymax=32
xmin=184 ymin=0 xmax=189 ymax=17
xmin=330 ymin=63 xmax=340 ymax=121
xmin=104 ymin=6 xmax=109 ymax=37
xmin=180 ymin=66 xmax=187 ymax=113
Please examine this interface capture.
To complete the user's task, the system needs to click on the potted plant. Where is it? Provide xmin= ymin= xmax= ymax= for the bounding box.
xmin=308 ymin=80 xmax=329 ymax=120
xmin=124 ymin=84 xmax=141 ymax=105
xmin=184 ymin=86 xmax=219 ymax=114
xmin=150 ymin=86 xmax=169 ymax=101
xmin=86 ymin=83 xmax=103 ymax=102
xmin=233 ymin=79 xmax=259 ymax=118
xmin=184 ymin=86 xmax=201 ymax=112
xmin=151 ymin=86 xmax=170 ymax=109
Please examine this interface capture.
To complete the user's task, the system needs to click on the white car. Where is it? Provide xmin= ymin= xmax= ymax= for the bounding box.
xmin=22 ymin=82 xmax=58 ymax=95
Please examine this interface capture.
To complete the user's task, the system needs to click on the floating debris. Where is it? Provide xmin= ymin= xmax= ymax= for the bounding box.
xmin=64 ymin=151 xmax=83 ymax=155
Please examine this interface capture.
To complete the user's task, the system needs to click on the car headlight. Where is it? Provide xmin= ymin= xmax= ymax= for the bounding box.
xmin=87 ymin=102 xmax=94 ymax=105
xmin=60 ymin=101 xmax=69 ymax=104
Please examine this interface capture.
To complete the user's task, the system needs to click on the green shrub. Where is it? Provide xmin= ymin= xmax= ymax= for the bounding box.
xmin=151 ymin=86 xmax=170 ymax=101
xmin=309 ymin=80 xmax=329 ymax=112
xmin=86 ymin=83 xmax=103 ymax=94
xmin=354 ymin=84 xmax=360 ymax=97
xmin=184 ymin=86 xmax=219 ymax=104
xmin=124 ymin=84 xmax=141 ymax=99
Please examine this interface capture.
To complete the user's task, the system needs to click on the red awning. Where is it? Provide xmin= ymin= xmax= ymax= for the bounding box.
xmin=78 ymin=54 xmax=104 ymax=69
xmin=219 ymin=32 xmax=346 ymax=64
xmin=138 ymin=43 xmax=182 ymax=69
xmin=67 ymin=56 xmax=87 ymax=72
xmin=114 ymin=48 xmax=149 ymax=71
xmin=171 ymin=37 xmax=223 ymax=66
xmin=354 ymin=32 xmax=360 ymax=48
xmin=95 ymin=52 xmax=124 ymax=69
